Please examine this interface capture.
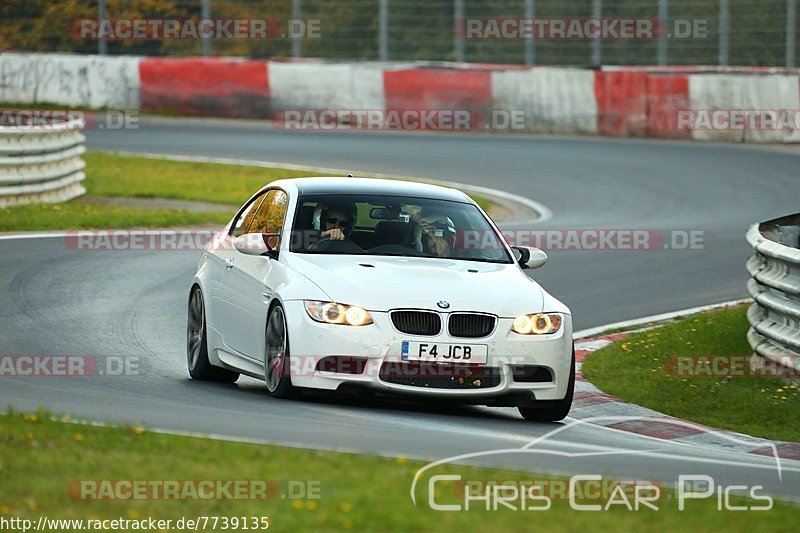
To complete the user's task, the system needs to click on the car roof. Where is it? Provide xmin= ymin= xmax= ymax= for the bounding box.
xmin=275 ymin=177 xmax=473 ymax=203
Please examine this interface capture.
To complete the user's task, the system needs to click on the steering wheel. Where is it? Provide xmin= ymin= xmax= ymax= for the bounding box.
xmin=368 ymin=244 xmax=426 ymax=256
xmin=307 ymin=238 xmax=364 ymax=253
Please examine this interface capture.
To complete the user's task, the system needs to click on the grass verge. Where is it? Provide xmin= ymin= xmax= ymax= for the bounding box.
xmin=1 ymin=152 xmax=492 ymax=231
xmin=0 ymin=153 xmax=316 ymax=232
xmin=0 ymin=200 xmax=232 ymax=232
xmin=0 ymin=408 xmax=796 ymax=532
xmin=582 ymin=306 xmax=800 ymax=442
xmin=82 ymin=152 xmax=321 ymax=206
xmin=83 ymin=152 xmax=493 ymax=212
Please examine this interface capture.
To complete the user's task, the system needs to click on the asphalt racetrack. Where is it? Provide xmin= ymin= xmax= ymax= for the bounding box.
xmin=2 ymin=118 xmax=799 ymax=498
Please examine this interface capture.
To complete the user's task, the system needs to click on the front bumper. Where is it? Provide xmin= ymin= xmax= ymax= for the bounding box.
xmin=284 ymin=301 xmax=573 ymax=401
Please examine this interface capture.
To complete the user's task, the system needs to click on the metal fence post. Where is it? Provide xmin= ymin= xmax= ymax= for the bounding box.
xmin=657 ymin=0 xmax=668 ymax=66
xmin=292 ymin=0 xmax=303 ymax=58
xmin=591 ymin=0 xmax=601 ymax=67
xmin=202 ymin=0 xmax=212 ymax=57
xmin=719 ymin=0 xmax=729 ymax=66
xmin=524 ymin=0 xmax=535 ymax=66
xmin=379 ymin=0 xmax=389 ymax=61
xmin=454 ymin=0 xmax=465 ymax=62
xmin=98 ymin=0 xmax=107 ymax=55
xmin=788 ymin=0 xmax=797 ymax=67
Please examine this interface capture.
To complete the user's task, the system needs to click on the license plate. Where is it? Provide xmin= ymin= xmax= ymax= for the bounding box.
xmin=401 ymin=341 xmax=488 ymax=364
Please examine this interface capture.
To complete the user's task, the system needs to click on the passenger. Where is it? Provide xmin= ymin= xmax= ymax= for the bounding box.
xmin=414 ymin=213 xmax=457 ymax=257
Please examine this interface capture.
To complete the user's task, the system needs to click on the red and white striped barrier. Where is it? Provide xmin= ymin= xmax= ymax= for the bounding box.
xmin=139 ymin=57 xmax=269 ymax=118
xmin=3 ymin=53 xmax=800 ymax=143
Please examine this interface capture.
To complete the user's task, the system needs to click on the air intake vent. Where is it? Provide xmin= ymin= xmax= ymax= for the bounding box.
xmin=390 ymin=310 xmax=441 ymax=336
xmin=379 ymin=362 xmax=501 ymax=389
xmin=448 ymin=313 xmax=496 ymax=338
xmin=510 ymin=365 xmax=554 ymax=383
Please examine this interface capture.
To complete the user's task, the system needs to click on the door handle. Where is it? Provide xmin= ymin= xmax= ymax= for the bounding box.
xmin=224 ymin=258 xmax=235 ymax=270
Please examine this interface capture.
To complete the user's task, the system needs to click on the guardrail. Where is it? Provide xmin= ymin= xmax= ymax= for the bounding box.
xmin=746 ymin=214 xmax=800 ymax=374
xmin=0 ymin=119 xmax=86 ymax=207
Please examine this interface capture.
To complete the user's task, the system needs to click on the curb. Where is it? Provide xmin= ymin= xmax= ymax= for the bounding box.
xmin=571 ymin=304 xmax=800 ymax=462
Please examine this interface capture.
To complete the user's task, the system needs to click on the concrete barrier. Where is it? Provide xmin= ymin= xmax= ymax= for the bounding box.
xmin=0 ymin=119 xmax=86 ymax=207
xmin=491 ymin=67 xmax=598 ymax=134
xmin=268 ymin=62 xmax=386 ymax=112
xmin=0 ymin=53 xmax=140 ymax=109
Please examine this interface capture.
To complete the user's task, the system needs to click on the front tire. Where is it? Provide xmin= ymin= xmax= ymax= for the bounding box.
xmin=518 ymin=350 xmax=575 ymax=422
xmin=264 ymin=305 xmax=298 ymax=398
xmin=187 ymin=287 xmax=239 ymax=383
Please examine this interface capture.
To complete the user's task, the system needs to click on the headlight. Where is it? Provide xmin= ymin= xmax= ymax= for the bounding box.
xmin=304 ymin=301 xmax=373 ymax=326
xmin=511 ymin=313 xmax=562 ymax=335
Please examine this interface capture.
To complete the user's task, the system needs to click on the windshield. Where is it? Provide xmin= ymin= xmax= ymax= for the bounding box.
xmin=289 ymin=193 xmax=512 ymax=264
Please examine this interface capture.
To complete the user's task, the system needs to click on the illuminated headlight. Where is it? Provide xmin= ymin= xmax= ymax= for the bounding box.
xmin=304 ymin=301 xmax=373 ymax=326
xmin=511 ymin=313 xmax=562 ymax=335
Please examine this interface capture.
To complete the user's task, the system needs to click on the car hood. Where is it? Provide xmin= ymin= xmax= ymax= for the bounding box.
xmin=284 ymin=253 xmax=544 ymax=317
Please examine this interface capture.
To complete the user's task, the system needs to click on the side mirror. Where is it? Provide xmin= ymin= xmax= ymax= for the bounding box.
xmin=511 ymin=246 xmax=547 ymax=269
xmin=234 ymin=233 xmax=280 ymax=259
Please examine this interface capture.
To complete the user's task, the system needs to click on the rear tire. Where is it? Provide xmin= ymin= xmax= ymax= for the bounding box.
xmin=518 ymin=350 xmax=575 ymax=422
xmin=187 ymin=287 xmax=239 ymax=383
xmin=264 ymin=305 xmax=299 ymax=399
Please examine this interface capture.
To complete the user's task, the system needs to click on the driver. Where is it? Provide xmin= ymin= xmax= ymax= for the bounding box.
xmin=313 ymin=200 xmax=357 ymax=241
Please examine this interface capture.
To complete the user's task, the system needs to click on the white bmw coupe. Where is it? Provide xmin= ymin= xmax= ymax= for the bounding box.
xmin=188 ymin=177 xmax=574 ymax=421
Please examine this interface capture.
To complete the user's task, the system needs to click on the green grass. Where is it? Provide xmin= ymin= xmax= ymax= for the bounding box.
xmin=82 ymin=153 xmax=321 ymax=206
xmin=1 ymin=408 xmax=797 ymax=532
xmin=582 ymin=306 xmax=800 ymax=442
xmin=0 ymin=152 xmax=492 ymax=231
xmin=0 ymin=200 xmax=232 ymax=232
xmin=83 ymin=153 xmax=493 ymax=212
xmin=0 ymin=152 xmax=315 ymax=231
